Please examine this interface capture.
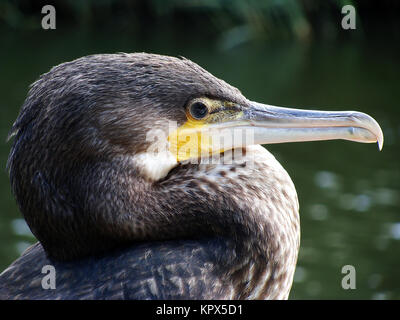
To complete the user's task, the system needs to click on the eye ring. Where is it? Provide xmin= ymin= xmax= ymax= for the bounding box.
xmin=188 ymin=101 xmax=209 ymax=120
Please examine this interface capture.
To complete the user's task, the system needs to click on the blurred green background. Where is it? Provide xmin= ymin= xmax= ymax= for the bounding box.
xmin=0 ymin=0 xmax=399 ymax=299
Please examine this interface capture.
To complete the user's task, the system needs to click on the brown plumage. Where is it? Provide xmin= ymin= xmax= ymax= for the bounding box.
xmin=0 ymin=53 xmax=382 ymax=299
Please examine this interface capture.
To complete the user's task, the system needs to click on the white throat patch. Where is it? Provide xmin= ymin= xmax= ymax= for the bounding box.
xmin=132 ymin=151 xmax=178 ymax=181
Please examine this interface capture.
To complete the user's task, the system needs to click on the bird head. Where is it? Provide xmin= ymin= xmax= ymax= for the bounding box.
xmin=7 ymin=53 xmax=383 ymax=260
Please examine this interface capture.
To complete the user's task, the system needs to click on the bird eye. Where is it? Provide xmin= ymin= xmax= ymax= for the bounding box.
xmin=189 ymin=101 xmax=209 ymax=120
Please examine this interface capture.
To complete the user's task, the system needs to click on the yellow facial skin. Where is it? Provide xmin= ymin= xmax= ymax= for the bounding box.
xmin=168 ymin=98 xmax=243 ymax=162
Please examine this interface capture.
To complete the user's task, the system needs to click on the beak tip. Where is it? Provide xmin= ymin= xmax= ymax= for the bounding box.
xmin=377 ymin=127 xmax=384 ymax=151
xmin=378 ymin=138 xmax=384 ymax=151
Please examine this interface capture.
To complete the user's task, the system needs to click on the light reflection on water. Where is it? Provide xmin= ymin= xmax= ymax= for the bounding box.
xmin=339 ymin=194 xmax=371 ymax=212
xmin=389 ymin=223 xmax=400 ymax=240
xmin=308 ymin=203 xmax=329 ymax=221
xmin=0 ymin=31 xmax=398 ymax=299
xmin=11 ymin=218 xmax=33 ymax=237
xmin=314 ymin=171 xmax=339 ymax=190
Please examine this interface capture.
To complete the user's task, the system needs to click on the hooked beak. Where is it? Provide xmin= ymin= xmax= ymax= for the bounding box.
xmin=220 ymin=102 xmax=384 ymax=150
xmin=168 ymin=101 xmax=384 ymax=162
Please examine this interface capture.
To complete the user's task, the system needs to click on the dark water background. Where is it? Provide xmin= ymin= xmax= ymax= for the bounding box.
xmin=0 ymin=1 xmax=399 ymax=299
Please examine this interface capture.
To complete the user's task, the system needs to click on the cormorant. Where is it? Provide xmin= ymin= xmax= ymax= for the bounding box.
xmin=0 ymin=53 xmax=383 ymax=299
